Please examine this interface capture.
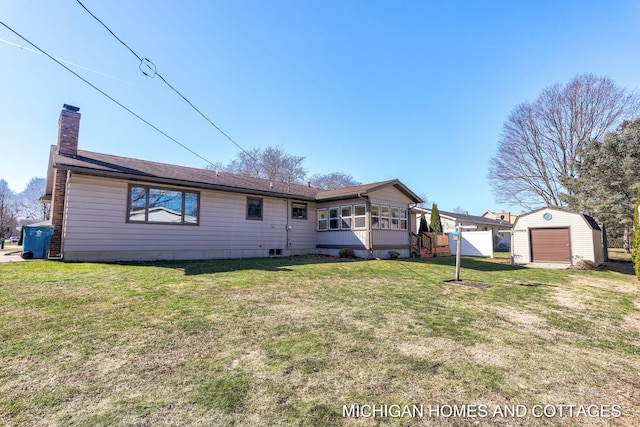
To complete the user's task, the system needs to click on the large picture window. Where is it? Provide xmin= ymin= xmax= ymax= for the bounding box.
xmin=128 ymin=185 xmax=199 ymax=225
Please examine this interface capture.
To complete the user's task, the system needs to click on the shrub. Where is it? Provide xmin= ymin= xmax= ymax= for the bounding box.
xmin=419 ymin=213 xmax=428 ymax=234
xmin=339 ymin=248 xmax=356 ymax=258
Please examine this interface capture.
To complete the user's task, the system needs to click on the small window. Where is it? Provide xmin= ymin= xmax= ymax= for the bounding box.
xmin=292 ymin=202 xmax=308 ymax=219
xmin=341 ymin=206 xmax=352 ymax=229
xmin=371 ymin=205 xmax=380 ymax=229
xmin=354 ymin=204 xmax=366 ymax=229
xmin=329 ymin=207 xmax=340 ymax=230
xmin=380 ymin=206 xmax=390 ymax=229
xmin=247 ymin=197 xmax=263 ymax=220
xmin=317 ymin=208 xmax=328 ymax=230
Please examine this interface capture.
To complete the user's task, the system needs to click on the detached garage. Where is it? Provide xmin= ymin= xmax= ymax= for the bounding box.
xmin=512 ymin=208 xmax=605 ymax=266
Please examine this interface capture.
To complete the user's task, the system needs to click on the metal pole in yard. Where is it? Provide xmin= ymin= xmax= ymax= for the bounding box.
xmin=455 ymin=223 xmax=462 ymax=281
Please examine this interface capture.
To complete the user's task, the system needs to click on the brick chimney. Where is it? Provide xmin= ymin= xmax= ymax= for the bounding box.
xmin=49 ymin=104 xmax=80 ymax=257
xmin=57 ymin=104 xmax=81 ymax=157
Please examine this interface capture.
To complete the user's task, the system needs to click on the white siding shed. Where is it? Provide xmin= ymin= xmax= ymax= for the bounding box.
xmin=512 ymin=208 xmax=604 ymax=266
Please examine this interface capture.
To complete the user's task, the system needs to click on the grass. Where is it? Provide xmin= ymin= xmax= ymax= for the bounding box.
xmin=0 ymin=253 xmax=639 ymax=426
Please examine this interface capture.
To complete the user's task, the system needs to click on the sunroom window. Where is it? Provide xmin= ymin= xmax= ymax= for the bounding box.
xmin=329 ymin=207 xmax=340 ymax=230
xmin=317 ymin=208 xmax=328 ymax=230
xmin=341 ymin=206 xmax=352 ymax=229
xmin=354 ymin=204 xmax=366 ymax=229
xmin=380 ymin=206 xmax=390 ymax=229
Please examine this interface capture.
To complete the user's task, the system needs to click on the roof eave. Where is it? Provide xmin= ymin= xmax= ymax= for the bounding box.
xmin=53 ymin=164 xmax=318 ymax=201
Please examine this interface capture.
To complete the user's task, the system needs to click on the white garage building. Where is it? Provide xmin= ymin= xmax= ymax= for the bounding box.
xmin=512 ymin=207 xmax=605 ymax=266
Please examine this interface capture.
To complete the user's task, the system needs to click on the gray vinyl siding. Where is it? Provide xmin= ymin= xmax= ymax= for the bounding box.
xmin=61 ymin=174 xmax=317 ymax=260
xmin=368 ymin=187 xmax=412 ymax=249
xmin=512 ymin=208 xmax=601 ymax=265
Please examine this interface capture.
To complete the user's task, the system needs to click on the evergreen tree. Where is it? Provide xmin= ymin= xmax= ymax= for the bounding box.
xmin=429 ymin=203 xmax=442 ymax=233
xmin=419 ymin=212 xmax=428 ymax=233
xmin=570 ymin=119 xmax=640 ymax=251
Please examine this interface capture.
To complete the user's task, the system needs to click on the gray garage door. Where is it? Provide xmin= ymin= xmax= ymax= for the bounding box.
xmin=530 ymin=228 xmax=571 ymax=263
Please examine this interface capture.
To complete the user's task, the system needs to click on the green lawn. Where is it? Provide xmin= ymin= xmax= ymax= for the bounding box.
xmin=1 ymin=255 xmax=638 ymax=426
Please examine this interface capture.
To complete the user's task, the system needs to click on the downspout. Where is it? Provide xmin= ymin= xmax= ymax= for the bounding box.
xmin=357 ymin=193 xmax=373 ymax=258
xmin=408 ymin=202 xmax=419 ymax=257
xmin=57 ymin=170 xmax=72 ymax=260
xmin=286 ymin=198 xmax=291 ymax=255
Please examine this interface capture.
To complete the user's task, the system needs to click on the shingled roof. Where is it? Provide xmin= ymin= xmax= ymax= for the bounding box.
xmin=50 ymin=146 xmax=321 ymax=200
xmin=315 ymin=179 xmax=422 ymax=203
xmin=49 ymin=146 xmax=421 ymax=203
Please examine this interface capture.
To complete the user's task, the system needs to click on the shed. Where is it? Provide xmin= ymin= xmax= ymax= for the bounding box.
xmin=512 ymin=208 xmax=604 ymax=266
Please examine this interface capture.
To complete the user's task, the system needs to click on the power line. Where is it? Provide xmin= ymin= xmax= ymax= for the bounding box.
xmin=0 ymin=20 xmax=218 ymax=168
xmin=0 ymin=37 xmax=132 ymax=83
xmin=75 ymin=0 xmax=260 ymax=169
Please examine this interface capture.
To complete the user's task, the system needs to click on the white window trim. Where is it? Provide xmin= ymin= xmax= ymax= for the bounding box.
xmin=341 ymin=205 xmax=353 ymax=230
xmin=317 ymin=208 xmax=328 ymax=230
xmin=371 ymin=204 xmax=380 ymax=229
xmin=354 ymin=204 xmax=366 ymax=229
xmin=329 ymin=207 xmax=340 ymax=230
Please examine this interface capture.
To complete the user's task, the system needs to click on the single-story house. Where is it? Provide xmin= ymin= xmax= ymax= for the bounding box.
xmin=511 ymin=207 xmax=605 ymax=266
xmin=43 ymin=105 xmax=422 ymax=261
xmin=480 ymin=210 xmax=519 ymax=225
xmin=413 ymin=208 xmax=513 ymax=249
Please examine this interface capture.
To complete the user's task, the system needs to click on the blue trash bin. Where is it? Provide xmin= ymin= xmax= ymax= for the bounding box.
xmin=22 ymin=226 xmax=54 ymax=259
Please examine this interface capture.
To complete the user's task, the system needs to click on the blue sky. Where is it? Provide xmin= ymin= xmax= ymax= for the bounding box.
xmin=1 ymin=0 xmax=639 ymax=214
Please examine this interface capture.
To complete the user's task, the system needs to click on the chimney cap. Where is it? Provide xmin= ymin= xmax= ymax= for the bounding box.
xmin=63 ymin=104 xmax=80 ymax=112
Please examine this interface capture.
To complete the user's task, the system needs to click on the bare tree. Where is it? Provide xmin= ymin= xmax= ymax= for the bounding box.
xmin=309 ymin=172 xmax=361 ymax=190
xmin=0 ymin=180 xmax=19 ymax=239
xmin=18 ymin=177 xmax=49 ymax=221
xmin=489 ymin=74 xmax=639 ymax=210
xmin=207 ymin=146 xmax=361 ymax=190
xmin=453 ymin=205 xmax=467 ymax=215
xmin=208 ymin=146 xmax=307 ymax=183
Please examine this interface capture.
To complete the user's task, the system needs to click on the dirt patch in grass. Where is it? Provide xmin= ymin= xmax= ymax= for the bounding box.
xmin=443 ymin=279 xmax=492 ymax=289
xmin=553 ymin=286 xmax=588 ymax=310
xmin=573 ymin=276 xmax=639 ymax=294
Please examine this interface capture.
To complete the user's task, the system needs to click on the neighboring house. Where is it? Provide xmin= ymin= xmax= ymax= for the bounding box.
xmin=43 ymin=105 xmax=422 ymax=261
xmin=512 ymin=207 xmax=605 ymax=266
xmin=481 ymin=210 xmax=519 ymax=225
xmin=413 ymin=208 xmax=513 ymax=249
